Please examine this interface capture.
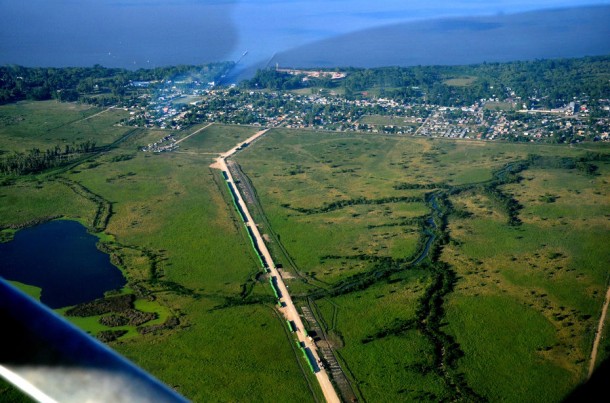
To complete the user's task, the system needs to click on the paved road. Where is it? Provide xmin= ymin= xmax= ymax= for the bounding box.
xmin=212 ymin=129 xmax=341 ymax=403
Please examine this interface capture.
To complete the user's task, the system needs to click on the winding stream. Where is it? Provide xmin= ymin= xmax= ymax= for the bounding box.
xmin=411 ymin=193 xmax=439 ymax=265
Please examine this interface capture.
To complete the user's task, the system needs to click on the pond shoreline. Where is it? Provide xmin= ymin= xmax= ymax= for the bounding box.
xmin=0 ymin=219 xmax=126 ymax=309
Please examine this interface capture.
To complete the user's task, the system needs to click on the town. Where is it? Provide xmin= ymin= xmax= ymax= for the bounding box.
xmin=124 ymin=68 xmax=609 ymax=147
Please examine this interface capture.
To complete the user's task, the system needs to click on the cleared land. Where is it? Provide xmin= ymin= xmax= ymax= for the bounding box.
xmin=443 ymin=76 xmax=477 ymax=87
xmin=358 ymin=114 xmax=421 ymax=128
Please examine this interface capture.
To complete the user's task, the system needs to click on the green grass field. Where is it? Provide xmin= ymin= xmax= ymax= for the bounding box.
xmin=63 ymin=125 xmax=318 ymax=400
xmin=445 ymin=294 xmax=574 ymax=402
xmin=177 ymin=123 xmax=259 ymax=156
xmin=442 ymin=161 xmax=610 ymax=400
xmin=8 ymin=280 xmax=42 ymax=300
xmin=484 ymin=101 xmax=516 ymax=111
xmin=235 ymin=130 xmax=434 ymax=283
xmin=314 ymin=268 xmax=454 ymax=401
xmin=0 ymin=102 xmax=318 ymax=402
xmin=0 ymin=178 xmax=97 ymax=229
xmin=235 ymin=128 xmax=610 ymax=401
xmin=289 ymin=87 xmax=346 ymax=96
xmin=1 ymin=100 xmax=609 ymax=402
xmin=0 ymin=101 xmax=130 ymax=153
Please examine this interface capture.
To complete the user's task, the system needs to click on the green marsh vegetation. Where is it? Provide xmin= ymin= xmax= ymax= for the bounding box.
xmin=2 ymin=97 xmax=609 ymax=401
xmin=443 ymin=159 xmax=610 ymax=399
xmin=235 ymin=128 xmax=610 ymax=401
xmin=0 ymin=101 xmax=318 ymax=401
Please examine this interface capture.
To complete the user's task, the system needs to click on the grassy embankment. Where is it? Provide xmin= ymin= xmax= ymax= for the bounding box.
xmin=235 ymin=128 xmax=610 ymax=402
xmin=0 ymin=103 xmax=319 ymax=401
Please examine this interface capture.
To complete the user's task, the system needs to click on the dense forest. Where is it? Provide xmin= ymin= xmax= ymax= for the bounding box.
xmin=2 ymin=57 xmax=608 ymax=109
xmin=242 ymin=56 xmax=610 ymax=109
xmin=0 ymin=62 xmax=234 ymax=105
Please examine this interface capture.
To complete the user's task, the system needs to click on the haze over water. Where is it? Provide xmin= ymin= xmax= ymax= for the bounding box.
xmin=1 ymin=1 xmax=609 ymax=75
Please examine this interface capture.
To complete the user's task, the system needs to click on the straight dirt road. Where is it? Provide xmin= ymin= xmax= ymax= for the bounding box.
xmin=175 ymin=123 xmax=213 ymax=145
xmin=588 ymin=285 xmax=610 ymax=378
xmin=210 ymin=129 xmax=341 ymax=403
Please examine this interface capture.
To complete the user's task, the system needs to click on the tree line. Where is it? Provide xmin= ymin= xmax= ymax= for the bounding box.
xmin=242 ymin=55 xmax=610 ymax=108
xmin=0 ymin=62 xmax=233 ymax=105
xmin=0 ymin=141 xmax=96 ymax=175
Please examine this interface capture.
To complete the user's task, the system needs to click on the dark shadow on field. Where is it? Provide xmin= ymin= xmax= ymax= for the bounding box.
xmin=563 ymin=358 xmax=610 ymax=402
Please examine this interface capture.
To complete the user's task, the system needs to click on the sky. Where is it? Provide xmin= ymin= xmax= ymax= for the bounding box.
xmin=0 ymin=0 xmax=609 ymax=68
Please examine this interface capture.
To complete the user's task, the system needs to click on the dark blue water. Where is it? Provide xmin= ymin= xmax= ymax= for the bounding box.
xmin=0 ymin=220 xmax=126 ymax=309
xmin=1 ymin=1 xmax=608 ymax=78
xmin=272 ymin=6 xmax=610 ymax=70
xmin=412 ymin=196 xmax=439 ymax=265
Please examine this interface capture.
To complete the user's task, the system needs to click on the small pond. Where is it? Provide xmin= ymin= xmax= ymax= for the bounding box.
xmin=0 ymin=220 xmax=126 ymax=309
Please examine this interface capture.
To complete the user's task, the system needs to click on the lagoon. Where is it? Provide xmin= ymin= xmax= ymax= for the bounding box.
xmin=0 ymin=220 xmax=125 ymax=309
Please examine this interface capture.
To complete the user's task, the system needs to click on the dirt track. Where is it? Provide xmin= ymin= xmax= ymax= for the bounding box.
xmin=175 ymin=122 xmax=213 ymax=145
xmin=588 ymin=285 xmax=610 ymax=378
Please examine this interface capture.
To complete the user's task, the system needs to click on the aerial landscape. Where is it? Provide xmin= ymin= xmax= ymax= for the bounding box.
xmin=0 ymin=1 xmax=609 ymax=402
